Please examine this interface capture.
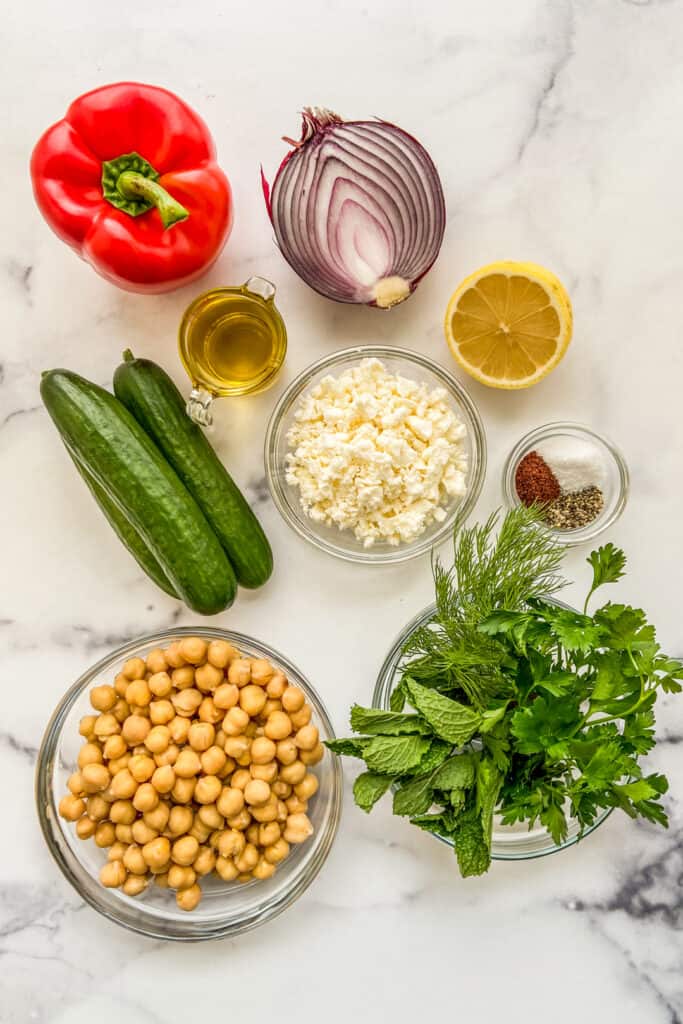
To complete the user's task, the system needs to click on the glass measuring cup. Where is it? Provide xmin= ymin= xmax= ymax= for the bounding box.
xmin=179 ymin=277 xmax=287 ymax=426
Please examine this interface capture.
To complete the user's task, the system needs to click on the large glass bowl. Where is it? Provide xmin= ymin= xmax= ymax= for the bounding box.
xmin=265 ymin=346 xmax=486 ymax=564
xmin=36 ymin=628 xmax=342 ymax=941
xmin=373 ymin=603 xmax=612 ymax=860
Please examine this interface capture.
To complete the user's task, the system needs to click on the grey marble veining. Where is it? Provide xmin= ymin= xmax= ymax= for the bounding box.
xmin=2 ymin=0 xmax=683 ymax=1021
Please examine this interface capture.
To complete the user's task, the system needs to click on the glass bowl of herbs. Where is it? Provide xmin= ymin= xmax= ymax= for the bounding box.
xmin=326 ymin=507 xmax=680 ymax=875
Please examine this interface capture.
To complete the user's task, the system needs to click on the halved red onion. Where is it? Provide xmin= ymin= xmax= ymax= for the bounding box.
xmin=262 ymin=108 xmax=446 ymax=309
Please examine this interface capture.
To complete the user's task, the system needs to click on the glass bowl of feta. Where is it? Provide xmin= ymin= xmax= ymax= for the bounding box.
xmin=265 ymin=347 xmax=486 ymax=564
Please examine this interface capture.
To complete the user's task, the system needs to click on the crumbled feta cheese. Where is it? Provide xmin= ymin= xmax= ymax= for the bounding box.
xmin=285 ymin=358 xmax=469 ymax=547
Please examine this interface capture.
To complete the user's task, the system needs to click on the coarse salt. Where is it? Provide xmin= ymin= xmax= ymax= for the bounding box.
xmin=285 ymin=358 xmax=469 ymax=547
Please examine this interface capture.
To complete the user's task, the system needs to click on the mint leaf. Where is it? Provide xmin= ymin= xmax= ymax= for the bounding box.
xmin=404 ymin=679 xmax=481 ymax=745
xmin=353 ymin=772 xmax=394 ymax=812
xmin=432 ymin=753 xmax=476 ymax=791
xmin=410 ymin=811 xmax=456 ymax=838
xmin=390 ymin=679 xmax=407 ymax=712
xmin=476 ymin=758 xmax=502 ymax=847
xmin=393 ymin=774 xmax=434 ymax=816
xmin=349 ymin=705 xmax=432 ymax=736
xmin=363 ymin=734 xmax=432 ymax=775
xmin=453 ymin=806 xmax=490 ymax=877
xmin=325 ymin=738 xmax=367 ymax=758
xmin=413 ymin=739 xmax=452 ymax=775
xmin=510 ymin=696 xmax=582 ymax=754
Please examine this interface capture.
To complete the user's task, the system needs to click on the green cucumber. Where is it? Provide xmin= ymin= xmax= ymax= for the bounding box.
xmin=113 ymin=351 xmax=273 ymax=589
xmin=65 ymin=444 xmax=179 ymax=600
xmin=41 ymin=369 xmax=237 ymax=615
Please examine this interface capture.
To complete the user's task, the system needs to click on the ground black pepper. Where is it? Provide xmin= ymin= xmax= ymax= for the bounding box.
xmin=543 ymin=486 xmax=604 ymax=529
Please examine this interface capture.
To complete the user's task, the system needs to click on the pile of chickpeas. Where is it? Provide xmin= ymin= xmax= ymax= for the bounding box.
xmin=58 ymin=637 xmax=324 ymax=912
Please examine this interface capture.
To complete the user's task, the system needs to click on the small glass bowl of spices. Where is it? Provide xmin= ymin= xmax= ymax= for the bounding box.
xmin=502 ymin=422 xmax=629 ymax=545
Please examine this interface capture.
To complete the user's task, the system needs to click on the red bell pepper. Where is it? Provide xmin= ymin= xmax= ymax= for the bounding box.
xmin=30 ymin=82 xmax=233 ymax=293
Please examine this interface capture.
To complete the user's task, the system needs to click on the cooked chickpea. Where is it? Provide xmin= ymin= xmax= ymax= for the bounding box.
xmin=140 ymin=836 xmax=170 ymax=871
xmin=122 ymin=875 xmax=148 ymax=897
xmin=188 ymin=721 xmax=215 ymax=752
xmin=122 ymin=657 xmax=146 ymax=681
xmin=143 ymin=802 xmax=170 ymax=832
xmin=132 ymin=819 xmax=158 ymax=845
xmin=109 ymin=800 xmax=136 ymax=826
xmin=266 ymin=671 xmax=287 ymax=698
xmin=148 ymin=671 xmax=173 ymax=698
xmin=258 ymin=822 xmax=281 ymax=847
xmin=133 ymin=783 xmax=159 ymax=813
xmin=275 ymin=738 xmax=298 ymax=765
xmin=253 ymin=857 xmax=277 ymax=880
xmin=250 ymin=761 xmax=278 ymax=784
xmin=197 ymin=804 xmax=224 ymax=830
xmin=176 ymin=636 xmax=206 ymax=665
xmin=175 ymin=883 xmax=201 ymax=911
xmin=246 ymin=823 xmax=260 ymax=845
xmin=168 ymin=805 xmax=194 ymax=836
xmin=122 ymin=715 xmax=151 ymax=745
xmin=284 ymin=813 xmax=314 ymax=844
xmin=295 ymin=774 xmax=319 ymax=800
xmin=280 ymin=685 xmax=305 ymax=713
xmin=94 ymin=821 xmax=117 ymax=847
xmin=154 ymin=743 xmax=179 ymax=767
xmin=126 ymin=678 xmax=152 ymax=708
xmin=100 ymin=861 xmax=126 ymax=888
xmin=300 ymin=742 xmax=325 ymax=766
xmin=244 ymin=779 xmax=271 ymax=807
xmin=154 ymin=872 xmax=170 ymax=888
xmin=174 ymin=748 xmax=201 ymax=778
xmin=195 ymin=663 xmax=223 ymax=692
xmin=151 ymin=765 xmax=176 ymax=794
xmin=279 ymin=760 xmax=306 ymax=785
xmin=264 ymin=711 xmax=292 ymax=741
xmin=224 ymin=735 xmax=250 ymax=760
xmin=272 ymin=780 xmax=292 ymax=799
xmin=114 ymin=673 xmax=129 ymax=697
xmin=90 ymin=684 xmax=117 ymax=712
xmin=285 ymin=796 xmax=308 ymax=815
xmin=112 ymin=699 xmax=131 ymax=724
xmin=250 ymin=737 xmax=276 ymax=765
xmin=129 ymin=754 xmax=156 ymax=783
xmin=144 ymin=725 xmax=170 ymax=755
xmin=172 ymin=835 xmax=199 ymax=866
xmin=214 ymin=683 xmax=239 ymax=710
xmin=149 ymin=700 xmax=174 ymax=725
xmin=123 ymin=844 xmax=148 ymax=875
xmin=76 ymin=816 xmax=97 ymax=839
xmin=79 ymin=715 xmax=97 ymax=739
xmin=276 ymin=800 xmax=288 ymax=823
xmin=215 ymin=856 xmax=239 ymax=881
xmin=81 ymin=763 xmax=111 ymax=793
xmin=77 ymin=742 xmax=103 ymax=769
xmin=208 ymin=640 xmax=238 ymax=668
xmin=294 ymin=724 xmax=319 ymax=752
xmin=67 ymin=772 xmax=84 ymax=796
xmin=234 ymin=843 xmax=259 ymax=873
xmin=168 ymin=865 xmax=196 ymax=890
xmin=240 ymin=684 xmax=267 ymax=717
xmin=227 ymin=808 xmax=252 ymax=831
xmin=228 ymin=658 xmax=252 ymax=687
xmin=200 ymin=745 xmax=226 ymax=776
xmin=250 ymin=796 xmax=279 ymax=823
xmin=165 ymin=641 xmax=186 ymax=669
xmin=230 ymin=769 xmax=251 ymax=791
xmin=171 ymin=666 xmax=195 ymax=690
xmin=189 ymin=819 xmax=212 ymax=844
xmin=223 ymin=706 xmax=250 ymax=736
xmin=169 ymin=716 xmax=191 ymax=744
xmin=108 ymin=841 xmax=127 ymax=862
xmin=264 ymin=838 xmax=290 ymax=865
xmin=109 ymin=769 xmax=137 ymax=800
xmin=216 ymin=786 xmax=244 ymax=818
xmin=114 ymin=823 xmax=134 ymax=844
xmin=171 ymin=777 xmax=196 ymax=804
xmin=261 ymin=699 xmax=282 ymax=719
xmin=108 ymin=754 xmax=131 ymax=774
xmin=103 ymin=734 xmax=127 ymax=760
xmin=86 ymin=794 xmax=110 ymax=821
xmin=146 ymin=648 xmax=168 ymax=674
xmin=198 ymin=697 xmax=222 ymax=724
xmin=289 ymin=705 xmax=312 ymax=730
xmin=194 ymin=775 xmax=222 ymax=805
xmin=217 ymin=828 xmax=246 ymax=858
xmin=172 ymin=688 xmax=203 ymax=717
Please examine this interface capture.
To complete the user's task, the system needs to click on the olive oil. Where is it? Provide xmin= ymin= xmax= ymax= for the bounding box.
xmin=179 ymin=279 xmax=287 ymax=401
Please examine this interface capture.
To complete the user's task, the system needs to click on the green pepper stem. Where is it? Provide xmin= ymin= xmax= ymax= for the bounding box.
xmin=116 ymin=171 xmax=189 ymax=229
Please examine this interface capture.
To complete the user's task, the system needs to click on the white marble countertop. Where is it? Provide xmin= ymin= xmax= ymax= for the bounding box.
xmin=3 ymin=0 xmax=683 ymax=1020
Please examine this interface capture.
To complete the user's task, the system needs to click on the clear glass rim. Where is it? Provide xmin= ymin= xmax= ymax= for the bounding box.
xmin=501 ymin=421 xmax=629 ymax=547
xmin=36 ymin=627 xmax=342 ymax=942
xmin=264 ymin=345 xmax=487 ymax=565
xmin=372 ymin=601 xmax=612 ymax=861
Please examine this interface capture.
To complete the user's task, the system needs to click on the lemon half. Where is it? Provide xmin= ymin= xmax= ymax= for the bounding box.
xmin=444 ymin=261 xmax=573 ymax=389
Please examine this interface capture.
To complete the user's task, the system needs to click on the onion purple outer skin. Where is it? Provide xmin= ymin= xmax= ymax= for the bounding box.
xmin=262 ymin=108 xmax=446 ymax=309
